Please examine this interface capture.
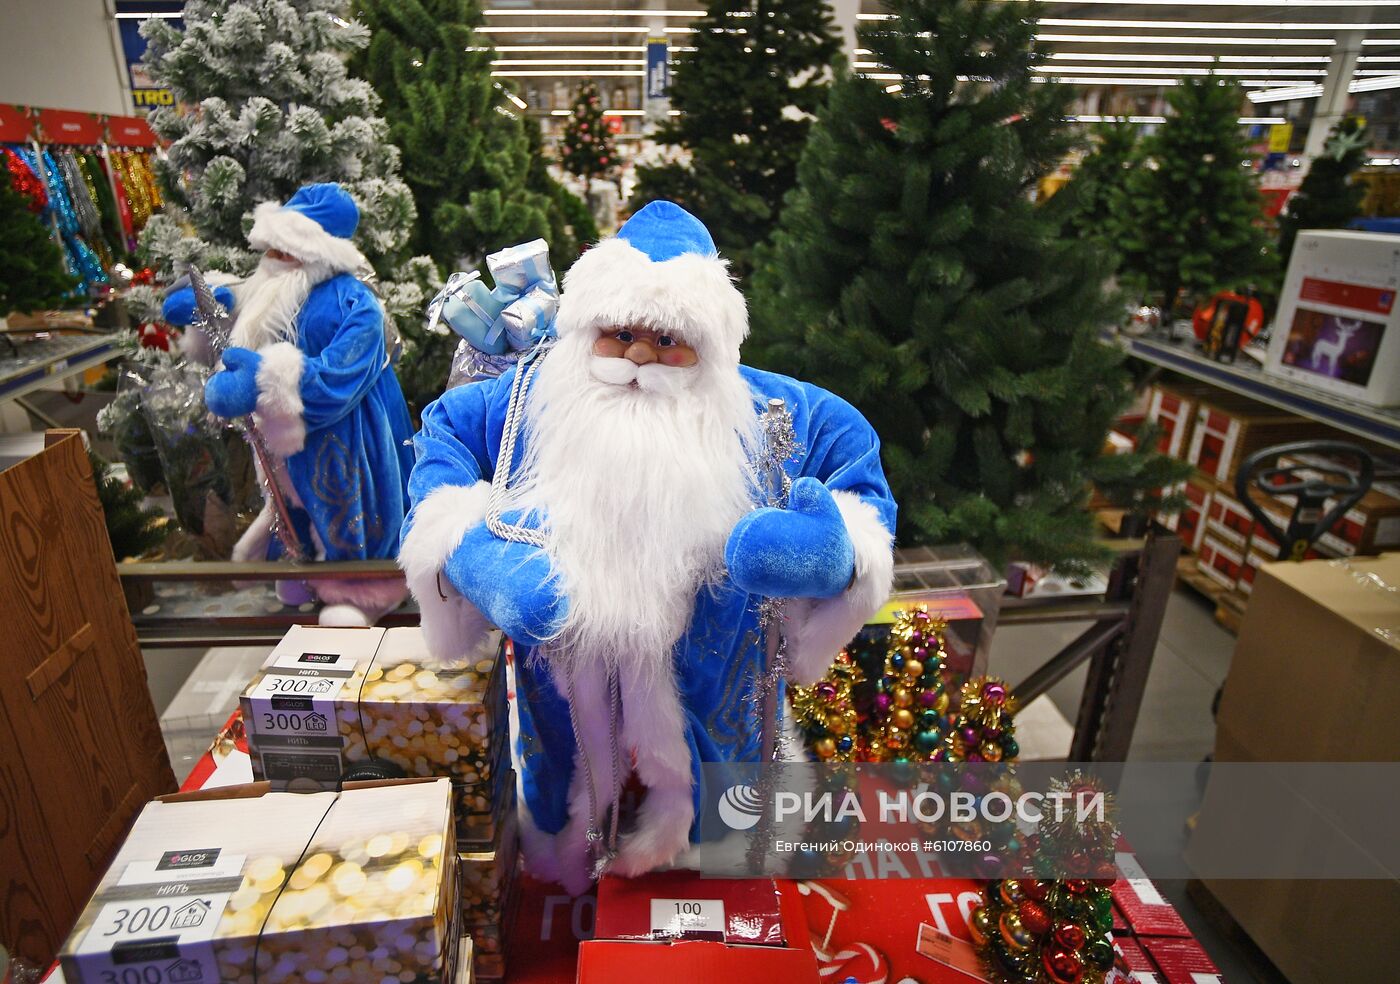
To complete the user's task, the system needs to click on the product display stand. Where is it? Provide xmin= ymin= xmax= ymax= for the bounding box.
xmin=1000 ymin=533 xmax=1180 ymax=761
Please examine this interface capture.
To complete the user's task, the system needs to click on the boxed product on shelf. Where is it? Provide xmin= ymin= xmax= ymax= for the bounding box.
xmin=1185 ymin=396 xmax=1332 ymax=483
xmin=1174 ymin=475 xmax=1215 ymax=552
xmin=1113 ymin=937 xmax=1161 ymax=980
xmin=1195 ymin=532 xmax=1246 ymax=592
xmin=1264 ymin=230 xmax=1400 ymax=408
xmin=1202 ymin=488 xmax=1253 ymax=550
xmin=239 ymin=625 xmax=507 ymax=838
xmin=1197 ymin=554 xmax=1400 ymax=984
xmin=1110 ymin=852 xmax=1192 ymax=939
xmin=57 ymin=778 xmax=462 ymax=984
xmin=1146 ymin=381 xmax=1218 ymax=459
xmin=1139 ymin=937 xmax=1223 ymax=984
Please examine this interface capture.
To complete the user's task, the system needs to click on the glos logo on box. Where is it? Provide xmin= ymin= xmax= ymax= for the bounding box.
xmin=156 ymin=848 xmax=222 ymax=871
xmin=297 ymin=652 xmax=338 ymax=664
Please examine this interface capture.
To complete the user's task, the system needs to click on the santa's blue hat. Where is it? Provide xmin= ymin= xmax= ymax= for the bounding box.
xmin=617 ymin=200 xmax=717 ymax=262
xmin=555 ymin=199 xmax=748 ymax=363
xmin=248 ymin=182 xmax=367 ymax=274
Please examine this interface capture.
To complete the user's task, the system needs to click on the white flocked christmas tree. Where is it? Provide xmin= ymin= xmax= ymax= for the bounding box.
xmin=133 ymin=0 xmax=437 ymax=333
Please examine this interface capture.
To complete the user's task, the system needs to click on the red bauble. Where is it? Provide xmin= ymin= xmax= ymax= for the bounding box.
xmin=1042 ymin=947 xmax=1084 ymax=984
xmin=1052 ymin=922 xmax=1086 ymax=951
xmin=1018 ymin=900 xmax=1052 ymax=936
xmin=1064 ymin=878 xmax=1090 ymax=895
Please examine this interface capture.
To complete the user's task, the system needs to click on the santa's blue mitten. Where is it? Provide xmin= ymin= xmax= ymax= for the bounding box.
xmin=162 ymin=285 xmax=234 ymax=326
xmin=725 ymin=477 xmax=855 ymax=599
xmin=204 ymin=347 xmax=261 ymax=419
xmin=444 ymin=512 xmax=569 ymax=649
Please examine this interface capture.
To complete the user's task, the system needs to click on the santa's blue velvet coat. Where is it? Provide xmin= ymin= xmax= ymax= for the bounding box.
xmin=407 ymin=365 xmax=896 ymax=839
xmin=270 ymin=274 xmax=415 ymax=562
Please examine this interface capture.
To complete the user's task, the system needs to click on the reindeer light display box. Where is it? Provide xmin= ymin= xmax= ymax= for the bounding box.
xmin=1267 ymin=230 xmax=1400 ymax=408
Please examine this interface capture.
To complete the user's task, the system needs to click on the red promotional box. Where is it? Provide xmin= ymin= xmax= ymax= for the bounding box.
xmin=576 ymin=938 xmax=820 ymax=982
xmin=593 ymin=871 xmax=788 ymax=946
xmin=1186 ymin=399 xmax=1328 ymax=483
xmin=1140 ymin=937 xmax=1224 ymax=984
xmin=1113 ymin=937 xmax=1163 ymax=982
xmin=1146 ymin=382 xmax=1216 ymax=459
xmin=1157 ymin=475 xmax=1213 ymax=552
xmin=1203 ymin=490 xmax=1253 ymax=549
xmin=1111 ymin=855 xmax=1192 ymax=938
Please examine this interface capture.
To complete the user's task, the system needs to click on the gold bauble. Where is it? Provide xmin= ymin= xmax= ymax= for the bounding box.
xmin=891 ymin=708 xmax=915 ymax=730
xmin=814 ymin=737 xmax=837 ymax=759
xmin=935 ymin=691 xmax=950 ymax=714
xmin=904 ymin=659 xmax=924 ymax=679
xmin=893 ymin=686 xmax=914 ymax=708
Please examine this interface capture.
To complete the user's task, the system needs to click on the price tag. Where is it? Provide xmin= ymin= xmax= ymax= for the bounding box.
xmin=915 ymin=923 xmax=988 ymax=981
xmin=649 ymin=899 xmax=725 ymax=939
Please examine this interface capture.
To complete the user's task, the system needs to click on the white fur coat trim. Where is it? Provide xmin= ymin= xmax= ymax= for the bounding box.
xmin=253 ymin=342 xmax=307 ymax=458
xmin=398 ymin=481 xmax=495 ymax=666
xmin=248 ymin=201 xmax=368 ymax=275
xmin=785 ymin=489 xmax=895 ymax=685
xmin=555 ymin=237 xmax=748 ymax=368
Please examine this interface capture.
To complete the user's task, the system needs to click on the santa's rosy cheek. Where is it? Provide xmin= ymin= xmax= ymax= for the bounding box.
xmin=593 ymin=336 xmax=628 ymax=358
xmin=658 ymin=346 xmax=698 ymax=368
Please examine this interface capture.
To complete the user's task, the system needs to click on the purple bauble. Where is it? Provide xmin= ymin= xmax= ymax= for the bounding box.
xmin=875 ymin=693 xmax=892 ymax=712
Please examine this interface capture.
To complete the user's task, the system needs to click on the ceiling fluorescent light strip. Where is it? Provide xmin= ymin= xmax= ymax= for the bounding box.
xmin=1035 ymin=33 xmax=1334 ymax=45
xmin=1248 ymin=73 xmax=1400 ymax=100
xmin=483 ymin=8 xmax=704 ymax=16
xmin=492 ymin=70 xmax=646 ymax=76
xmin=493 ymin=59 xmax=646 ymax=65
xmin=1039 ymin=17 xmax=1400 ymax=30
xmin=478 ymin=26 xmax=650 ymax=33
xmin=1029 ymin=65 xmax=1327 ymax=75
xmin=1046 ymin=53 xmax=1332 ymax=62
xmin=493 ymin=45 xmax=646 ymax=52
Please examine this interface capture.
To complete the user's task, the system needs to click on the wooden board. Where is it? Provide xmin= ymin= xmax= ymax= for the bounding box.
xmin=0 ymin=431 xmax=176 ymax=968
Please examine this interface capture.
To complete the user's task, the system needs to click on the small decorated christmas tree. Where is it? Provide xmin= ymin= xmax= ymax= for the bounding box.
xmin=1278 ymin=115 xmax=1370 ymax=266
xmin=559 ymin=81 xmax=615 ymax=182
xmin=0 ymin=178 xmax=74 ymax=318
xmin=970 ymin=774 xmax=1119 ymax=984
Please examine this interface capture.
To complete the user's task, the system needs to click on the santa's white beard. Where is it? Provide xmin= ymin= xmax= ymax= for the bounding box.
xmin=229 ymin=256 xmax=327 ymax=351
xmin=509 ymin=332 xmax=760 ymax=684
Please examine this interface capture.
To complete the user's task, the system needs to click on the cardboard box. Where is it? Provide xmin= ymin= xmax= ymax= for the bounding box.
xmin=1157 ymin=475 xmax=1213 ymax=552
xmin=58 ymin=779 xmax=462 ymax=984
xmin=1202 ymin=489 xmax=1254 ymax=550
xmin=1264 ymin=230 xmax=1400 ymax=407
xmin=1197 ymin=555 xmax=1400 ymax=984
xmin=594 ymin=871 xmax=787 ymax=946
xmin=1139 ymin=937 xmax=1223 ymax=984
xmin=240 ymin=626 xmax=507 ymax=839
xmin=1146 ymin=382 xmax=1217 ymax=459
xmin=1185 ymin=398 xmax=1330 ymax=483
xmin=1195 ymin=533 xmax=1246 ymax=592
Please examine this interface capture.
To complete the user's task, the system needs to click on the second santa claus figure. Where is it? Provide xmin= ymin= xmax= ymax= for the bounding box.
xmin=402 ymin=201 xmax=896 ymax=893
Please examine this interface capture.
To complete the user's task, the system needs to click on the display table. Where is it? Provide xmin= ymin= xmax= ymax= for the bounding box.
xmin=0 ymin=332 xmax=121 ymax=420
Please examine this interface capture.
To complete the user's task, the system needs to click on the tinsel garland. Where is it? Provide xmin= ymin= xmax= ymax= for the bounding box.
xmin=111 ymin=151 xmax=161 ymax=230
xmin=4 ymin=147 xmax=47 ymax=211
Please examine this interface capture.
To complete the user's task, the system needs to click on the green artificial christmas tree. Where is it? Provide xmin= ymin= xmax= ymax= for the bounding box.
xmin=135 ymin=1 xmax=436 ymax=358
xmin=524 ymin=114 xmax=599 ymax=263
xmin=89 ymin=450 xmax=167 ymax=562
xmin=1115 ymin=73 xmax=1273 ymax=314
xmin=1278 ymin=115 xmax=1370 ymax=267
xmin=560 ymin=81 xmax=615 ymax=182
xmin=350 ymin=0 xmax=553 ymax=270
xmin=0 ymin=179 xmax=75 ymax=318
xmin=749 ymin=0 xmax=1171 ymax=571
xmin=632 ymin=0 xmax=841 ymax=281
xmin=1062 ymin=121 xmax=1139 ymax=247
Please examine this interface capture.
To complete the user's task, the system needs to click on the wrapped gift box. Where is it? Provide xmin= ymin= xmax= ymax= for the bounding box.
xmin=58 ymin=779 xmax=462 ymax=984
xmin=1139 ymin=937 xmax=1223 ymax=984
xmin=240 ymin=625 xmax=507 ymax=836
xmin=459 ymin=783 xmax=521 ymax=982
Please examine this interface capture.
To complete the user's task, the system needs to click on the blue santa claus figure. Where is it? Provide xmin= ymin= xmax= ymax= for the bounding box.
xmin=163 ymin=183 xmax=416 ymax=626
xmin=400 ymin=201 xmax=896 ymax=894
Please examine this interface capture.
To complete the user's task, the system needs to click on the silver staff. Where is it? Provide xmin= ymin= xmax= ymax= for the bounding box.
xmin=188 ymin=265 xmax=309 ymax=564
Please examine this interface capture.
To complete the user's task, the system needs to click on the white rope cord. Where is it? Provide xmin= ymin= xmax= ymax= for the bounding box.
xmin=485 ymin=343 xmax=551 ymax=546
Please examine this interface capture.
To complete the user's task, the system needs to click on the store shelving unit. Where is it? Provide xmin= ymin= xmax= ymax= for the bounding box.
xmin=1111 ymin=333 xmax=1400 ymax=451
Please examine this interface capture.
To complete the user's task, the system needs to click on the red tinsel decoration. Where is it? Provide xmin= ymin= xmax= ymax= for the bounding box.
xmin=4 ymin=147 xmax=48 ymax=211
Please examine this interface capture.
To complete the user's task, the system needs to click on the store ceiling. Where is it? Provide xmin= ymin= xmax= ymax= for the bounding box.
xmin=481 ymin=0 xmax=1400 ymax=107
